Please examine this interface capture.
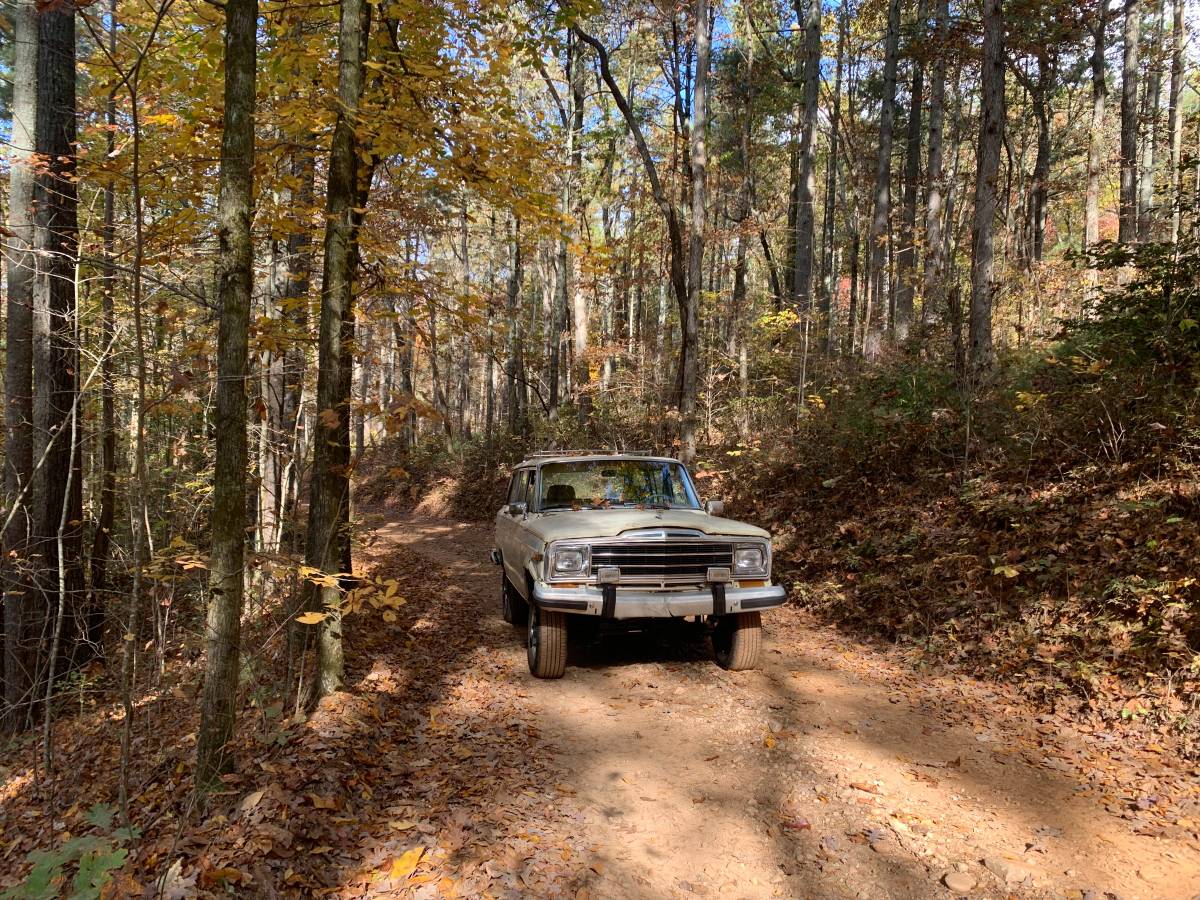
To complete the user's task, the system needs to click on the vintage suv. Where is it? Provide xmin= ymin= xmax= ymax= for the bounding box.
xmin=491 ymin=451 xmax=786 ymax=678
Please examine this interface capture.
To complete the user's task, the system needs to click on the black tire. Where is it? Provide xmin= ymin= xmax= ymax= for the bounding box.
xmin=527 ymin=604 xmax=567 ymax=678
xmin=501 ymin=572 xmax=528 ymax=626
xmin=712 ymin=611 xmax=762 ymax=671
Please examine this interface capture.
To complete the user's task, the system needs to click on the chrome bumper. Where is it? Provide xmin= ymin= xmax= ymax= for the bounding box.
xmin=531 ymin=583 xmax=786 ymax=619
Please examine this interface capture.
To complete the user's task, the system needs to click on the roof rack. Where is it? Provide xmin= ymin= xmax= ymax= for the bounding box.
xmin=524 ymin=449 xmax=656 ymax=459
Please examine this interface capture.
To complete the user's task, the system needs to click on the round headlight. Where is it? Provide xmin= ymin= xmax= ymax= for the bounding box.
xmin=734 ymin=547 xmax=765 ymax=573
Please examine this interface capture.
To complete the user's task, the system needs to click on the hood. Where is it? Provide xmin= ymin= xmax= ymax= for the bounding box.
xmin=520 ymin=508 xmax=771 ymax=544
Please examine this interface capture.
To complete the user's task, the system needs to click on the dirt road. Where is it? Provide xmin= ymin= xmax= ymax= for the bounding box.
xmin=344 ymin=510 xmax=1200 ymax=899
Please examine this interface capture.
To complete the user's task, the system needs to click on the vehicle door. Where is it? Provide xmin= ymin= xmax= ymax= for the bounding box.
xmin=497 ymin=467 xmax=530 ymax=582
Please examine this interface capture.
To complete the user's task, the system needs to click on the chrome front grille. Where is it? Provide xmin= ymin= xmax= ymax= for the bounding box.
xmin=590 ymin=540 xmax=734 ymax=584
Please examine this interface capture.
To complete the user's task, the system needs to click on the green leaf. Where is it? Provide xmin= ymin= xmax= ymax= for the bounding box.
xmin=70 ymin=846 xmax=127 ymax=900
xmin=84 ymin=803 xmax=115 ymax=830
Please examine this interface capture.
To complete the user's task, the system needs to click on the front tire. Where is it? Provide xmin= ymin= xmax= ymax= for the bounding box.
xmin=500 ymin=572 xmax=528 ymax=626
xmin=712 ymin=611 xmax=762 ymax=671
xmin=527 ymin=605 xmax=567 ymax=678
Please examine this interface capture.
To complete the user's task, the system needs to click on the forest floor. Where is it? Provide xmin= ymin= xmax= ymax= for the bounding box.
xmin=2 ymin=504 xmax=1199 ymax=898
xmin=324 ymin=506 xmax=1200 ymax=899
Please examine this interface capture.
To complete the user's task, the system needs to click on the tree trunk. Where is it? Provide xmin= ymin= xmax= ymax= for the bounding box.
xmin=1167 ymin=0 xmax=1184 ymax=243
xmin=89 ymin=0 xmax=119 ymax=656
xmin=921 ymin=0 xmax=949 ymax=329
xmin=1027 ymin=55 xmax=1052 ymax=263
xmin=970 ymin=0 xmax=1005 ymax=378
xmin=682 ymin=0 xmax=709 ymax=464
xmin=282 ymin=153 xmax=315 ymax=527
xmin=865 ymin=0 xmax=901 ymax=357
xmin=574 ymin=26 xmax=690 ymax=435
xmin=197 ymin=0 xmax=257 ymax=787
xmin=895 ymin=0 xmax=927 ymax=341
xmin=1086 ymin=0 xmax=1108 ymax=270
xmin=2 ymin=0 xmax=38 ymax=730
xmin=31 ymin=0 xmax=83 ymax=687
xmin=567 ymin=36 xmax=590 ymax=424
xmin=793 ymin=0 xmax=821 ymax=312
xmin=1119 ymin=0 xmax=1141 ymax=243
xmin=505 ymin=218 xmax=523 ymax=433
xmin=302 ymin=0 xmax=371 ymax=702
xmin=1137 ymin=0 xmax=1164 ymax=240
xmin=820 ymin=0 xmax=848 ymax=349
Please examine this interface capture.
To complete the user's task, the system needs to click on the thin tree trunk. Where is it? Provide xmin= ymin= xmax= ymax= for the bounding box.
xmin=88 ymin=0 xmax=120 ymax=656
xmin=574 ymin=27 xmax=691 ymax=433
xmin=682 ymin=0 xmax=709 ymax=464
xmin=1119 ymin=0 xmax=1141 ymax=242
xmin=820 ymin=0 xmax=848 ymax=349
xmin=1086 ymin=0 xmax=1108 ymax=286
xmin=895 ymin=0 xmax=927 ymax=340
xmin=303 ymin=0 xmax=371 ymax=702
xmin=1027 ymin=55 xmax=1052 ymax=263
xmin=197 ymin=0 xmax=257 ymax=787
xmin=865 ymin=0 xmax=901 ymax=357
xmin=2 ymin=0 xmax=38 ymax=730
xmin=970 ymin=0 xmax=1005 ymax=377
xmin=505 ymin=218 xmax=523 ymax=433
xmin=921 ymin=0 xmax=949 ymax=330
xmin=1167 ymin=0 xmax=1184 ymax=243
xmin=568 ymin=35 xmax=590 ymax=424
xmin=1138 ymin=0 xmax=1164 ymax=240
xmin=282 ymin=153 xmax=314 ymax=527
xmin=793 ymin=0 xmax=821 ymax=312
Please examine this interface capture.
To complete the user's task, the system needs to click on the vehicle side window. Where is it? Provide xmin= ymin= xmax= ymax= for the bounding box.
xmin=506 ymin=472 xmax=523 ymax=504
xmin=523 ymin=469 xmax=537 ymax=510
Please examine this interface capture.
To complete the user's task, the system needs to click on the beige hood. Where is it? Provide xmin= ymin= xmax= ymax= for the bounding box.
xmin=519 ymin=508 xmax=771 ymax=544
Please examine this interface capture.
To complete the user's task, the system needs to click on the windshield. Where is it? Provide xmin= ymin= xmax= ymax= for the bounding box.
xmin=538 ymin=460 xmax=699 ymax=511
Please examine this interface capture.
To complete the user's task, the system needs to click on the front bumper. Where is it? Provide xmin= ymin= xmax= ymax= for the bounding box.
xmin=531 ymin=582 xmax=786 ymax=619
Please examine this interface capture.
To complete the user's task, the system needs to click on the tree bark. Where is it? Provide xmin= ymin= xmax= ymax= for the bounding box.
xmin=303 ymin=0 xmax=372 ymax=701
xmin=89 ymin=0 xmax=120 ymax=657
xmin=820 ymin=0 xmax=848 ymax=349
xmin=1027 ymin=53 xmax=1053 ymax=264
xmin=31 ymin=0 xmax=83 ymax=686
xmin=2 ymin=0 xmax=38 ymax=730
xmin=574 ymin=26 xmax=691 ymax=433
xmin=921 ymin=0 xmax=949 ymax=329
xmin=1167 ymin=0 xmax=1184 ymax=242
xmin=865 ymin=0 xmax=901 ymax=357
xmin=568 ymin=36 xmax=590 ymax=424
xmin=197 ymin=0 xmax=257 ymax=786
xmin=970 ymin=0 xmax=1005 ymax=378
xmin=895 ymin=0 xmax=927 ymax=341
xmin=505 ymin=218 xmax=524 ymax=433
xmin=793 ymin=0 xmax=821 ymax=313
xmin=682 ymin=0 xmax=709 ymax=464
xmin=1086 ymin=0 xmax=1108 ymax=267
xmin=1137 ymin=0 xmax=1164 ymax=240
xmin=1119 ymin=0 xmax=1141 ymax=243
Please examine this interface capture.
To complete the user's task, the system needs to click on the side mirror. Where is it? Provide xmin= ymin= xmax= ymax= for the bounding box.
xmin=507 ymin=501 xmax=528 ymax=517
xmin=705 ymin=499 xmax=725 ymax=516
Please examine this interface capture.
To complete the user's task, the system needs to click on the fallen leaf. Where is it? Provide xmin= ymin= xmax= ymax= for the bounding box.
xmin=388 ymin=846 xmax=425 ymax=880
xmin=239 ymin=790 xmax=264 ymax=813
